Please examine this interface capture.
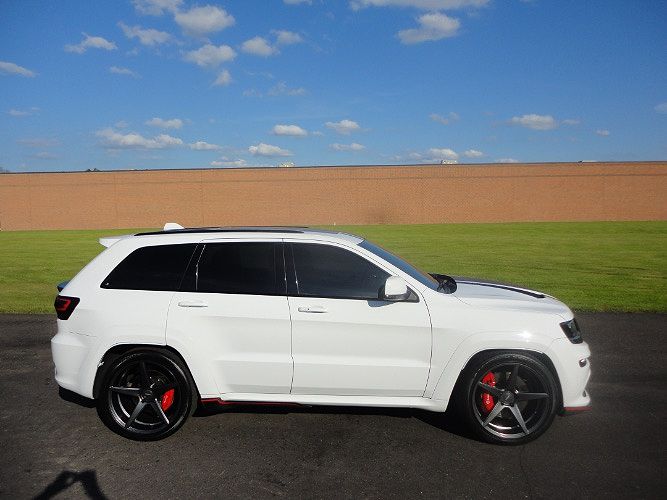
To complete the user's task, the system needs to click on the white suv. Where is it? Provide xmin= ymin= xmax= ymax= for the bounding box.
xmin=51 ymin=224 xmax=591 ymax=443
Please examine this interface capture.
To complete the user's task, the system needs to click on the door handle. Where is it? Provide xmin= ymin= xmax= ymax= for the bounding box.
xmin=178 ymin=300 xmax=208 ymax=308
xmin=297 ymin=306 xmax=328 ymax=313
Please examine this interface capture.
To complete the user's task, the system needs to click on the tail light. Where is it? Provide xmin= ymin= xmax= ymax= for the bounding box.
xmin=54 ymin=295 xmax=80 ymax=320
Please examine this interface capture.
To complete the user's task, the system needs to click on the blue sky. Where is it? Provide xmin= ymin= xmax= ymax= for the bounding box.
xmin=1 ymin=0 xmax=666 ymax=172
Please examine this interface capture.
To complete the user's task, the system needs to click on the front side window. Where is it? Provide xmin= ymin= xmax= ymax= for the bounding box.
xmin=101 ymin=244 xmax=197 ymax=291
xmin=196 ymin=242 xmax=284 ymax=295
xmin=291 ymin=243 xmax=390 ymax=300
xmin=359 ymin=239 xmax=440 ymax=290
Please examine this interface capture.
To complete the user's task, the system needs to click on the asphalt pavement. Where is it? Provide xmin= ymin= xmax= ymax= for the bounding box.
xmin=0 ymin=313 xmax=665 ymax=499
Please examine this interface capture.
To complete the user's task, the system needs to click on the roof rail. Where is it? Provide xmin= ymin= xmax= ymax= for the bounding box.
xmin=134 ymin=226 xmax=310 ymax=236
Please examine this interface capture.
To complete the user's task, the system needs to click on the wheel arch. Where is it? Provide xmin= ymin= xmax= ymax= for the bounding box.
xmin=451 ymin=349 xmax=563 ymax=407
xmin=431 ymin=341 xmax=564 ymax=410
xmin=92 ymin=344 xmax=200 ymax=400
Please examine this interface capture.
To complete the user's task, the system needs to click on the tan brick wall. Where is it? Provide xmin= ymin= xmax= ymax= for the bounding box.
xmin=0 ymin=162 xmax=665 ymax=230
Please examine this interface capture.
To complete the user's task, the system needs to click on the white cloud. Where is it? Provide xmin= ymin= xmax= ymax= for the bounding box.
xmin=312 ymin=130 xmax=325 ymax=136
xmin=146 ymin=117 xmax=183 ymax=129
xmin=562 ymin=118 xmax=580 ymax=126
xmin=325 ymin=119 xmax=361 ymax=135
xmin=96 ymin=128 xmax=183 ymax=149
xmin=175 ymin=5 xmax=235 ymax=37
xmin=268 ymin=81 xmax=307 ymax=96
xmin=496 ymin=158 xmax=519 ymax=163
xmin=272 ymin=124 xmax=308 ymax=136
xmin=428 ymin=147 xmax=458 ymax=162
xmin=0 ymin=61 xmax=36 ymax=77
xmin=510 ymin=114 xmax=557 ymax=130
xmin=133 ymin=0 xmax=182 ymax=15
xmin=596 ymin=129 xmax=610 ymax=137
xmin=273 ymin=30 xmax=303 ymax=45
xmin=331 ymin=142 xmax=365 ymax=151
xmin=429 ymin=111 xmax=459 ymax=125
xmin=213 ymin=69 xmax=232 ymax=86
xmin=109 ymin=66 xmax=140 ymax=78
xmin=30 ymin=151 xmax=58 ymax=160
xmin=242 ymin=36 xmax=278 ymax=57
xmin=8 ymin=107 xmax=39 ymax=117
xmin=351 ymin=0 xmax=488 ymax=9
xmin=249 ymin=143 xmax=292 ymax=157
xmin=118 ymin=22 xmax=171 ymax=46
xmin=184 ymin=44 xmax=236 ymax=68
xmin=211 ymin=158 xmax=248 ymax=167
xmin=463 ymin=149 xmax=484 ymax=158
xmin=654 ymin=102 xmax=667 ymax=114
xmin=189 ymin=141 xmax=221 ymax=150
xmin=65 ymin=34 xmax=117 ymax=54
xmin=17 ymin=137 xmax=58 ymax=148
xmin=398 ymin=13 xmax=460 ymax=44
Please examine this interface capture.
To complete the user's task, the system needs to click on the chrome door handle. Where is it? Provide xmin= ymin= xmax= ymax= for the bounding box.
xmin=178 ymin=300 xmax=208 ymax=308
xmin=298 ymin=306 xmax=327 ymax=313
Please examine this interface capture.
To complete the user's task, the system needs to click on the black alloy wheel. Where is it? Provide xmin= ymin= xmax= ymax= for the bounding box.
xmin=97 ymin=350 xmax=196 ymax=440
xmin=459 ymin=352 xmax=559 ymax=445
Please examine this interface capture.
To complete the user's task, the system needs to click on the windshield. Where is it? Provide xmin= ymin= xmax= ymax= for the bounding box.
xmin=359 ymin=239 xmax=440 ymax=290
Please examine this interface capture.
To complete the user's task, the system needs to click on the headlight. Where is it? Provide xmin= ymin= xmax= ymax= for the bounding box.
xmin=560 ymin=319 xmax=583 ymax=344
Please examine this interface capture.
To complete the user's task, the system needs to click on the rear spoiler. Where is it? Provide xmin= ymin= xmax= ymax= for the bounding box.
xmin=99 ymin=234 xmax=133 ymax=248
xmin=99 ymin=223 xmax=183 ymax=248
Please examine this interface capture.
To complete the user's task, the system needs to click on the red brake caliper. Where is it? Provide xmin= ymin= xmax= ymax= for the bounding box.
xmin=481 ymin=372 xmax=496 ymax=412
xmin=161 ymin=388 xmax=175 ymax=411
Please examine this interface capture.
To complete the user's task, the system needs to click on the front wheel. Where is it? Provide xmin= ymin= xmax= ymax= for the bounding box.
xmin=458 ymin=352 xmax=559 ymax=445
xmin=97 ymin=349 xmax=196 ymax=440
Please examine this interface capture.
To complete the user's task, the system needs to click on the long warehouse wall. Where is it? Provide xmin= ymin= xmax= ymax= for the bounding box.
xmin=0 ymin=162 xmax=665 ymax=230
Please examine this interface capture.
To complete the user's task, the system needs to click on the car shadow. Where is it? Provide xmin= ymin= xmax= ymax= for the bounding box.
xmin=194 ymin=403 xmax=476 ymax=441
xmin=58 ymin=388 xmax=477 ymax=442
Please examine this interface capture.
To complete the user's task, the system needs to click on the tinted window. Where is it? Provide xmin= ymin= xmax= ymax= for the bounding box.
xmin=196 ymin=242 xmax=284 ymax=295
xmin=359 ymin=239 xmax=439 ymax=290
xmin=291 ymin=243 xmax=389 ymax=299
xmin=101 ymin=244 xmax=196 ymax=291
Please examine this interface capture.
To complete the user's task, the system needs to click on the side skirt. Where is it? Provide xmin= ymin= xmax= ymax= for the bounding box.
xmin=200 ymin=393 xmax=448 ymax=412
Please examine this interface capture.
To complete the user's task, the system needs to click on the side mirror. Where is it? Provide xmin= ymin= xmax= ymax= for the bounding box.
xmin=381 ymin=276 xmax=411 ymax=301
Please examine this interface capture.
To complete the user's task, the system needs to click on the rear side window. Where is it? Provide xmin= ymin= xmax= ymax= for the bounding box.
xmin=195 ymin=242 xmax=285 ymax=296
xmin=291 ymin=243 xmax=390 ymax=300
xmin=101 ymin=244 xmax=196 ymax=291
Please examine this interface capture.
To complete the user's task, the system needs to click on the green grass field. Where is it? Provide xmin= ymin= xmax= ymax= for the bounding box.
xmin=0 ymin=221 xmax=665 ymax=313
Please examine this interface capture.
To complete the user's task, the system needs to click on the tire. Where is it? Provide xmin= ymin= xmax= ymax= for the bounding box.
xmin=457 ymin=351 xmax=559 ymax=445
xmin=96 ymin=349 xmax=197 ymax=441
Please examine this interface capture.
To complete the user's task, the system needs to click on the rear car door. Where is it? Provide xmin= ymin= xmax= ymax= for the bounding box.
xmin=167 ymin=240 xmax=293 ymax=396
xmin=286 ymin=241 xmax=432 ymax=397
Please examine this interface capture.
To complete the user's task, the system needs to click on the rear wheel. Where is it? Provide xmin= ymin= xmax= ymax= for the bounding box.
xmin=97 ymin=349 xmax=195 ymax=440
xmin=459 ymin=352 xmax=559 ymax=445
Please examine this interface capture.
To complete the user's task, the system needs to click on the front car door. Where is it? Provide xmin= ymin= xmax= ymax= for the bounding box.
xmin=286 ymin=240 xmax=432 ymax=397
xmin=167 ymin=240 xmax=293 ymax=396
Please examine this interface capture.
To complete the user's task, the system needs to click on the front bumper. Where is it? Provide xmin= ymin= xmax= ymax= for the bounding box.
xmin=549 ymin=337 xmax=591 ymax=410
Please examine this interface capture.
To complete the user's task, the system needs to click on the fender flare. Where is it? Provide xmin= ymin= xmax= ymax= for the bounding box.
xmin=427 ymin=331 xmax=560 ymax=404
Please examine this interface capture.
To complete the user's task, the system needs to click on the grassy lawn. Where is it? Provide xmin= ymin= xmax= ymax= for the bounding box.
xmin=0 ymin=221 xmax=665 ymax=313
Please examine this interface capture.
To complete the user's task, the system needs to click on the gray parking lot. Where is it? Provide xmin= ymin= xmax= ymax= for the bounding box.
xmin=0 ymin=313 xmax=665 ymax=499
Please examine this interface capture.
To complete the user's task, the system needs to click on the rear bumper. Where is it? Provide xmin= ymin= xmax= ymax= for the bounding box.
xmin=51 ymin=324 xmax=99 ymax=399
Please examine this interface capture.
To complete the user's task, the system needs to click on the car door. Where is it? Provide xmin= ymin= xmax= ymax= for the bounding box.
xmin=286 ymin=241 xmax=432 ymax=397
xmin=166 ymin=240 xmax=293 ymax=395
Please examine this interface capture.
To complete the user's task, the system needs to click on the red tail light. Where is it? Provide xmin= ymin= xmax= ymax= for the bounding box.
xmin=54 ymin=295 xmax=80 ymax=320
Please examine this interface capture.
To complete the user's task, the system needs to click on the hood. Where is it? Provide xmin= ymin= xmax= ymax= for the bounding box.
xmin=450 ymin=277 xmax=572 ymax=319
